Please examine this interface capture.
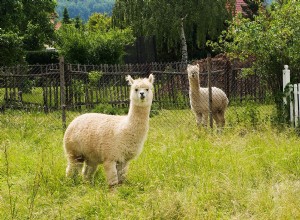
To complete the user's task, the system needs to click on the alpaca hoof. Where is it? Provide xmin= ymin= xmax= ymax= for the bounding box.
xmin=109 ymin=183 xmax=118 ymax=190
xmin=118 ymin=179 xmax=126 ymax=185
xmin=108 ymin=180 xmax=119 ymax=188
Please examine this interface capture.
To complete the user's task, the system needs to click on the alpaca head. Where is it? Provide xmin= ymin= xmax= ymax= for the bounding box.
xmin=126 ymin=74 xmax=155 ymax=107
xmin=187 ymin=64 xmax=200 ymax=81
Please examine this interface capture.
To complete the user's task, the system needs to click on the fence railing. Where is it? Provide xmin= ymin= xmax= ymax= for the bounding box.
xmin=0 ymin=57 xmax=269 ymax=127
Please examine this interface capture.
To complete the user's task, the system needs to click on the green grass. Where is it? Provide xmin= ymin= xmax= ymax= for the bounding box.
xmin=0 ymin=106 xmax=300 ymax=219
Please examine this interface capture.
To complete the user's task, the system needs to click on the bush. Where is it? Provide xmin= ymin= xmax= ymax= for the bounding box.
xmin=0 ymin=29 xmax=24 ymax=66
xmin=55 ymin=24 xmax=134 ymax=64
xmin=209 ymin=1 xmax=300 ymax=124
xmin=88 ymin=71 xmax=103 ymax=87
xmin=25 ymin=50 xmax=59 ymax=64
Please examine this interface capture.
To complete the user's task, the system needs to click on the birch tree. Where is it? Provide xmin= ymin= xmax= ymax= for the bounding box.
xmin=112 ymin=0 xmax=235 ymax=61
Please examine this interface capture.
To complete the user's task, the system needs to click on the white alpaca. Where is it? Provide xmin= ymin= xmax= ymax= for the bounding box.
xmin=63 ymin=74 xmax=154 ymax=187
xmin=187 ymin=64 xmax=229 ymax=127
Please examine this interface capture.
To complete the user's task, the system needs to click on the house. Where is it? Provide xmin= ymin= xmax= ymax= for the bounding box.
xmin=234 ymin=0 xmax=276 ymax=16
xmin=236 ymin=0 xmax=246 ymax=14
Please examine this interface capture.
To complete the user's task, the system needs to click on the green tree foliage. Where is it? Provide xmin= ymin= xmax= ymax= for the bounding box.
xmin=0 ymin=0 xmax=21 ymax=30
xmin=87 ymin=13 xmax=112 ymax=32
xmin=55 ymin=25 xmax=89 ymax=64
xmin=0 ymin=0 xmax=56 ymax=65
xmin=55 ymin=20 xmax=134 ymax=64
xmin=74 ymin=16 xmax=83 ymax=29
xmin=112 ymin=0 xmax=235 ymax=61
xmin=63 ymin=7 xmax=71 ymax=24
xmin=12 ymin=0 xmax=55 ymax=50
xmin=210 ymin=1 xmax=300 ymax=108
xmin=0 ymin=29 xmax=24 ymax=66
xmin=56 ymin=0 xmax=115 ymax=21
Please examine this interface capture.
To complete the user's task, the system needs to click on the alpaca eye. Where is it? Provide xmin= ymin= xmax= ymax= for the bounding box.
xmin=135 ymin=88 xmax=138 ymax=92
xmin=146 ymin=89 xmax=149 ymax=91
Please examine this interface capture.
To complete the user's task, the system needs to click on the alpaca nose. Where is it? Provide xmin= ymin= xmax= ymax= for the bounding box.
xmin=140 ymin=92 xmax=145 ymax=99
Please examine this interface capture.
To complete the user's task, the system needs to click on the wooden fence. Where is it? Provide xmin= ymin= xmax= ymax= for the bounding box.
xmin=283 ymin=65 xmax=300 ymax=127
xmin=0 ymin=58 xmax=267 ymax=114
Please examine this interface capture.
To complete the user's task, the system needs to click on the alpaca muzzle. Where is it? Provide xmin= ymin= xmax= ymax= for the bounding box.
xmin=140 ymin=92 xmax=145 ymax=100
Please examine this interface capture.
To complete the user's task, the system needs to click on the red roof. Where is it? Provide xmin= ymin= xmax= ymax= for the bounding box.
xmin=236 ymin=0 xmax=246 ymax=13
xmin=55 ymin=21 xmax=62 ymax=30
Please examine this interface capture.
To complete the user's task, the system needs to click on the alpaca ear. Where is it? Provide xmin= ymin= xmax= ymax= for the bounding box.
xmin=126 ymin=75 xmax=134 ymax=85
xmin=148 ymin=74 xmax=154 ymax=84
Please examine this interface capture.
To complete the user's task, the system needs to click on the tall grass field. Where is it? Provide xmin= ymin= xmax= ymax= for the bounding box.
xmin=0 ymin=105 xmax=300 ymax=219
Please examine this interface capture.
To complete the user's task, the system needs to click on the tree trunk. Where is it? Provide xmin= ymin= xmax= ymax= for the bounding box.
xmin=180 ymin=17 xmax=188 ymax=64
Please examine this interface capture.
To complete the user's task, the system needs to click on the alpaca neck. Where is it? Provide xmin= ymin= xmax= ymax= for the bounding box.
xmin=189 ymin=78 xmax=201 ymax=94
xmin=127 ymin=103 xmax=151 ymax=127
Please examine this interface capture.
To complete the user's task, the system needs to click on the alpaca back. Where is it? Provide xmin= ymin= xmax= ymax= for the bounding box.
xmin=190 ymin=87 xmax=228 ymax=113
xmin=63 ymin=113 xmax=125 ymax=162
xmin=63 ymin=112 xmax=150 ymax=163
xmin=204 ymin=87 xmax=228 ymax=112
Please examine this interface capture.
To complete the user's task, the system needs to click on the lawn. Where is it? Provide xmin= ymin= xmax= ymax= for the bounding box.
xmin=0 ymin=106 xmax=300 ymax=219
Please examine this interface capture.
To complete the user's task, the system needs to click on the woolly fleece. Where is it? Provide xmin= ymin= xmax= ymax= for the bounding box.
xmin=63 ymin=74 xmax=154 ymax=187
xmin=187 ymin=64 xmax=229 ymax=127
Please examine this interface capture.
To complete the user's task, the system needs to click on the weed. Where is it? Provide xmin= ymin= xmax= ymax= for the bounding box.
xmin=3 ymin=143 xmax=17 ymax=219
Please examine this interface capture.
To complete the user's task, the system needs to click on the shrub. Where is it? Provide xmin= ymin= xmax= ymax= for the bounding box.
xmin=55 ymin=24 xmax=134 ymax=64
xmin=209 ymin=1 xmax=300 ymax=123
xmin=0 ymin=29 xmax=24 ymax=66
xmin=25 ymin=50 xmax=59 ymax=64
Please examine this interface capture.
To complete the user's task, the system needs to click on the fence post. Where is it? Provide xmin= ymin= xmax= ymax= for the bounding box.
xmin=282 ymin=65 xmax=297 ymax=126
xmin=282 ymin=65 xmax=290 ymax=105
xmin=298 ymin=83 xmax=300 ymax=126
xmin=207 ymin=53 xmax=213 ymax=129
xmin=282 ymin=65 xmax=295 ymax=125
xmin=59 ymin=57 xmax=66 ymax=130
xmin=294 ymin=84 xmax=298 ymax=127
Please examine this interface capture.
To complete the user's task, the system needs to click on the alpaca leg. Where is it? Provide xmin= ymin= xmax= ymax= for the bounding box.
xmin=117 ymin=161 xmax=129 ymax=184
xmin=213 ymin=111 xmax=226 ymax=134
xmin=66 ymin=161 xmax=84 ymax=178
xmin=216 ymin=111 xmax=225 ymax=128
xmin=82 ymin=161 xmax=98 ymax=183
xmin=220 ymin=115 xmax=226 ymax=127
xmin=196 ymin=113 xmax=203 ymax=127
xmin=212 ymin=113 xmax=222 ymax=134
xmin=103 ymin=161 xmax=118 ymax=187
xmin=65 ymin=153 xmax=84 ymax=178
xmin=202 ymin=113 xmax=208 ymax=127
xmin=213 ymin=113 xmax=220 ymax=127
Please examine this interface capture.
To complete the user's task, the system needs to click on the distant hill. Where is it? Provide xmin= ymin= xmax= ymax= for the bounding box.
xmin=56 ymin=0 xmax=115 ymax=22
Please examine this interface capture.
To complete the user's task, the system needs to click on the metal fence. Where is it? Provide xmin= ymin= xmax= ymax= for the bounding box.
xmin=0 ymin=57 xmax=273 ymax=129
